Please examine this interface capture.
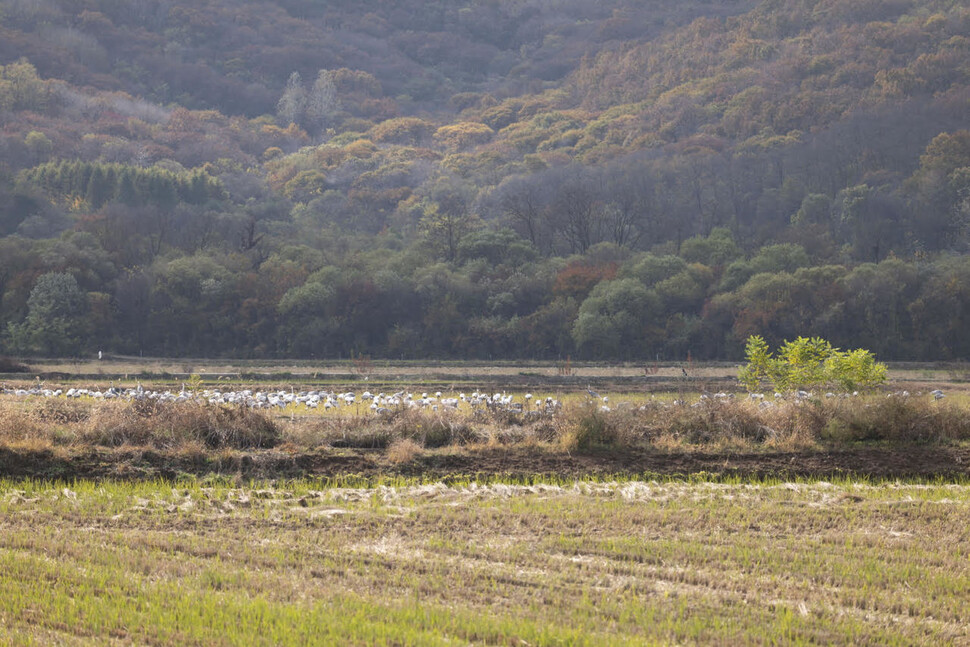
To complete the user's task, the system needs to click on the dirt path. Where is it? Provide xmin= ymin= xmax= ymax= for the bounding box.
xmin=2 ymin=445 xmax=968 ymax=482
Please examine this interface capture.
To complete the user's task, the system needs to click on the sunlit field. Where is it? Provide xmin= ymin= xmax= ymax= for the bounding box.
xmin=0 ymin=477 xmax=967 ymax=645
xmin=1 ymin=361 xmax=969 ymax=644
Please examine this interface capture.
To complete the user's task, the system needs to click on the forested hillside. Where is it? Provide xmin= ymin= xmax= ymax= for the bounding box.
xmin=2 ymin=0 xmax=970 ymax=360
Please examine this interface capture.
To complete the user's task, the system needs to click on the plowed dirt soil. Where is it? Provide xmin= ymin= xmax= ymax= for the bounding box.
xmin=3 ymin=444 xmax=968 ymax=482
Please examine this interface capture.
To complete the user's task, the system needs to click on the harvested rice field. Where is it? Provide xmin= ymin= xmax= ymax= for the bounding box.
xmin=0 ymin=476 xmax=968 ymax=645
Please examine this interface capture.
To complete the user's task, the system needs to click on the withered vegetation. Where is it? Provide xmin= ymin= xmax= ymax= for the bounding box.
xmin=1 ymin=392 xmax=968 ymax=481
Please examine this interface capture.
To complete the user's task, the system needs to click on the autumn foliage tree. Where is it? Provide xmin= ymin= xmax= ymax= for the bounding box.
xmin=1 ymin=0 xmax=970 ymax=361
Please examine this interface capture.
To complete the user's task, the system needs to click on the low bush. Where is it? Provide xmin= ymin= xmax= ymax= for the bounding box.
xmin=0 ymin=357 xmax=29 ymax=373
xmin=560 ymin=404 xmax=617 ymax=451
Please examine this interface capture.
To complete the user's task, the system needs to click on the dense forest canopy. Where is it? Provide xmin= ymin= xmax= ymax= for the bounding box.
xmin=1 ymin=0 xmax=970 ymax=360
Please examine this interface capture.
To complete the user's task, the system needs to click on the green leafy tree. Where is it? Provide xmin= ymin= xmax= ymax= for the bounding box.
xmin=572 ymin=278 xmax=660 ymax=358
xmin=456 ymin=228 xmax=536 ymax=266
xmin=825 ymin=348 xmax=888 ymax=392
xmin=276 ymin=280 xmax=338 ymax=356
xmin=679 ymin=227 xmax=740 ymax=267
xmin=737 ymin=335 xmax=773 ymax=391
xmin=775 ymin=336 xmax=836 ymax=391
xmin=738 ymin=335 xmax=887 ymax=393
xmin=0 ymin=59 xmax=47 ymax=112
xmin=24 ymin=130 xmax=52 ymax=164
xmin=7 ymin=272 xmax=88 ymax=356
xmin=85 ymin=165 xmax=113 ymax=209
xmin=420 ymin=202 xmax=478 ymax=263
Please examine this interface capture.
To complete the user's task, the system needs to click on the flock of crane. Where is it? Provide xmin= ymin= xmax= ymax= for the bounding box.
xmin=0 ymin=384 xmax=566 ymax=415
xmin=0 ymin=383 xmax=945 ymax=415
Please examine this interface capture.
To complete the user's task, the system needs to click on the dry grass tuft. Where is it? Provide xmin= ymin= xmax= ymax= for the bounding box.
xmin=559 ymin=404 xmax=616 ymax=451
xmin=817 ymin=397 xmax=970 ymax=443
xmin=0 ymin=402 xmax=44 ymax=442
xmin=291 ymin=414 xmax=391 ymax=449
xmin=385 ymin=409 xmax=484 ymax=448
xmin=385 ymin=437 xmax=424 ymax=464
xmin=77 ymin=400 xmax=281 ymax=450
xmin=34 ymin=399 xmax=92 ymax=424
xmin=559 ymin=399 xmax=778 ymax=452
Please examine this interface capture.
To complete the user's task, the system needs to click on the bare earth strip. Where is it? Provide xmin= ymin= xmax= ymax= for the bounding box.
xmin=2 ymin=444 xmax=970 ymax=482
